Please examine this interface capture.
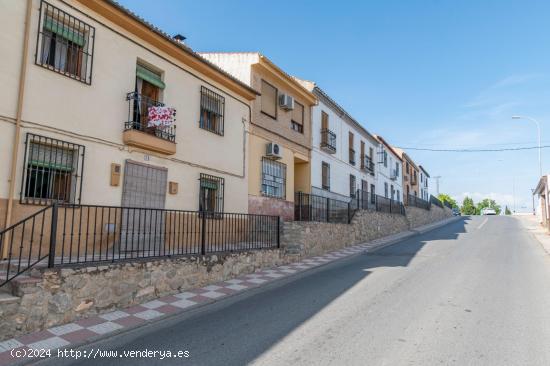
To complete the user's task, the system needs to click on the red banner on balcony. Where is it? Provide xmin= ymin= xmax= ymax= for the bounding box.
xmin=147 ymin=106 xmax=176 ymax=128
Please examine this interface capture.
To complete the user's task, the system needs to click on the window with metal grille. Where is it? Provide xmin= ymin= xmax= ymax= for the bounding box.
xmin=261 ymin=158 xmax=286 ymax=199
xmin=291 ymin=101 xmax=304 ymax=133
xmin=384 ymin=182 xmax=389 ymax=198
xmin=199 ymin=173 xmax=224 ymax=213
xmin=200 ymin=86 xmax=225 ymax=135
xmin=370 ymin=184 xmax=376 ymax=204
xmin=322 ymin=162 xmax=330 ymax=190
xmin=349 ymin=174 xmax=356 ymax=198
xmin=35 ymin=1 xmax=95 ymax=84
xmin=21 ymin=133 xmax=85 ymax=205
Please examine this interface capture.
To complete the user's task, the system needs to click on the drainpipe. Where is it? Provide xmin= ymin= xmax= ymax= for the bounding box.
xmin=3 ymin=0 xmax=32 ymax=258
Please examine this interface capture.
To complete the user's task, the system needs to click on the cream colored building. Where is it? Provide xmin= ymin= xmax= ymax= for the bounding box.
xmin=199 ymin=53 xmax=317 ymax=221
xmin=0 ymin=0 xmax=258 ymax=232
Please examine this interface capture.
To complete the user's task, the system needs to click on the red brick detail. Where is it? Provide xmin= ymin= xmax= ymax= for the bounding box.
xmin=248 ymin=195 xmax=293 ymax=221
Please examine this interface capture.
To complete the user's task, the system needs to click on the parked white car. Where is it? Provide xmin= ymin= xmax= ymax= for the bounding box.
xmin=481 ymin=208 xmax=497 ymax=215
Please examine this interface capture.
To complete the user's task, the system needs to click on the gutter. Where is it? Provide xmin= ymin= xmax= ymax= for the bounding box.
xmin=3 ymin=0 xmax=32 ymax=257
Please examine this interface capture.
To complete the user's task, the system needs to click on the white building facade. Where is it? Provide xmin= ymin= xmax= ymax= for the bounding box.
xmin=374 ymin=135 xmax=404 ymax=202
xmin=297 ymin=81 xmax=379 ymax=201
xmin=419 ymin=166 xmax=430 ymax=201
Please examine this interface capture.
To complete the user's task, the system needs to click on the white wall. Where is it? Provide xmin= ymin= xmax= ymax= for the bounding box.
xmin=376 ymin=145 xmax=403 ymax=202
xmin=310 ymin=98 xmax=378 ymax=199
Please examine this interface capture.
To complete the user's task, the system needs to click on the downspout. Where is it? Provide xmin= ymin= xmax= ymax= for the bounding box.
xmin=3 ymin=0 xmax=32 ymax=258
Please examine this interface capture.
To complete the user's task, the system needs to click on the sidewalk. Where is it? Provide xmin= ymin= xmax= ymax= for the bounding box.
xmin=515 ymin=214 xmax=550 ymax=255
xmin=0 ymin=216 xmax=460 ymax=365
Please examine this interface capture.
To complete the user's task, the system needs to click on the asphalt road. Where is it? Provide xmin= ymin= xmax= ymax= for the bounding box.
xmin=40 ymin=216 xmax=550 ymax=366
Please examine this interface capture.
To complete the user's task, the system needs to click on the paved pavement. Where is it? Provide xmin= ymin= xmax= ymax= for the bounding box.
xmin=24 ymin=215 xmax=550 ymax=365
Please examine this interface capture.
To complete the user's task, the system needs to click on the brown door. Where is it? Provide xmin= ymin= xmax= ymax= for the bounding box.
xmin=138 ymin=79 xmax=160 ymax=131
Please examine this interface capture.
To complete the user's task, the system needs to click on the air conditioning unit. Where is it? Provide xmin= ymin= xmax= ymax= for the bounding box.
xmin=266 ymin=142 xmax=282 ymax=159
xmin=278 ymin=94 xmax=294 ymax=110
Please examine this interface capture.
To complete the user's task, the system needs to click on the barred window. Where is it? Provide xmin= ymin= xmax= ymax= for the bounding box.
xmin=349 ymin=174 xmax=356 ymax=198
xmin=199 ymin=174 xmax=224 ymax=213
xmin=322 ymin=162 xmax=330 ymax=191
xmin=262 ymin=158 xmax=286 ymax=199
xmin=200 ymin=86 xmax=225 ymax=136
xmin=21 ymin=133 xmax=85 ymax=205
xmin=35 ymin=1 xmax=95 ymax=84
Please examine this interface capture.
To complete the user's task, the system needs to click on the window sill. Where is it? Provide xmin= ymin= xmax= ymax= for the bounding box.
xmin=261 ymin=110 xmax=277 ymax=120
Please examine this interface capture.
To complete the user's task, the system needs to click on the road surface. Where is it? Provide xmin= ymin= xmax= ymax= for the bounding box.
xmin=41 ymin=216 xmax=550 ymax=366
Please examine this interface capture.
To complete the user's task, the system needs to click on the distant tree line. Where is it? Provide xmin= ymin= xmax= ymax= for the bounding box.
xmin=460 ymin=196 xmax=503 ymax=215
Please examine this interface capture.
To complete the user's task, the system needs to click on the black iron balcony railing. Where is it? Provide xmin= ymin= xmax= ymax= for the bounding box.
xmin=362 ymin=155 xmax=375 ymax=174
xmin=125 ymin=92 xmax=176 ymax=142
xmin=320 ymin=129 xmax=336 ymax=153
xmin=349 ymin=148 xmax=356 ymax=165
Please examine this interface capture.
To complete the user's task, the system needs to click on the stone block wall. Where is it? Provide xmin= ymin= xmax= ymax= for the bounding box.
xmin=282 ymin=210 xmax=410 ymax=257
xmin=0 ymin=250 xmax=287 ymax=341
xmin=0 ymin=205 xmax=453 ymax=341
xmin=406 ymin=205 xmax=453 ymax=229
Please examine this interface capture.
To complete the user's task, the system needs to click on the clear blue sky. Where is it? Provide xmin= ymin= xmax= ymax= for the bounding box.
xmin=118 ymin=0 xmax=550 ymax=212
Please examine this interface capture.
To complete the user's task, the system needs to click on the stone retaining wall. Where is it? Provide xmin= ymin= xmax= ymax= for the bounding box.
xmin=282 ymin=206 xmax=453 ymax=258
xmin=406 ymin=205 xmax=453 ymax=229
xmin=282 ymin=210 xmax=410 ymax=257
xmin=0 ymin=205 xmax=454 ymax=341
xmin=0 ymin=250 xmax=287 ymax=341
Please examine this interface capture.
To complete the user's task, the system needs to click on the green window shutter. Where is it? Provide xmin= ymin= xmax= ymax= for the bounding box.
xmin=44 ymin=18 xmax=85 ymax=47
xmin=29 ymin=160 xmax=73 ymax=171
xmin=136 ymin=65 xmax=165 ymax=89
xmin=200 ymin=179 xmax=218 ymax=190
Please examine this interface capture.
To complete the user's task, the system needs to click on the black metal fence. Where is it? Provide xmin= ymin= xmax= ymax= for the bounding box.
xmin=295 ymin=190 xmax=406 ymax=224
xmin=430 ymin=195 xmax=443 ymax=208
xmin=0 ymin=204 xmax=279 ymax=288
xmin=407 ymin=194 xmax=431 ymax=210
xmin=295 ymin=192 xmax=350 ymax=224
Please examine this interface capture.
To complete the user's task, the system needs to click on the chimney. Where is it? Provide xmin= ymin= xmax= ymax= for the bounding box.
xmin=173 ymin=34 xmax=186 ymax=44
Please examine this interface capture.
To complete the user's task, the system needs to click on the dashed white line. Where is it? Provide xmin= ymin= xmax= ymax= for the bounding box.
xmin=478 ymin=217 xmax=489 ymax=229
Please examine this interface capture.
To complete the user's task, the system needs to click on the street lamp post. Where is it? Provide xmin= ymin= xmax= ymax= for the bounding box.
xmin=512 ymin=115 xmax=542 ymax=177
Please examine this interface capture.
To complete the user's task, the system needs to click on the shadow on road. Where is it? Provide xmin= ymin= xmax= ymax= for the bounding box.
xmin=57 ymin=218 xmax=469 ymax=366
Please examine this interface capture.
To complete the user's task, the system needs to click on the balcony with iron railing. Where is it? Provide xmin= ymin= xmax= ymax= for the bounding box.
xmin=362 ymin=155 xmax=375 ymax=175
xmin=320 ymin=129 xmax=336 ymax=154
xmin=123 ymin=92 xmax=177 ymax=155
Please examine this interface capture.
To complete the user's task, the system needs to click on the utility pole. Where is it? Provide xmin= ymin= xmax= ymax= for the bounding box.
xmin=433 ymin=176 xmax=442 ymax=196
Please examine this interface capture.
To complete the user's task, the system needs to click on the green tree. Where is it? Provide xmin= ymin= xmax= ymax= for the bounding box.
xmin=476 ymin=198 xmax=501 ymax=215
xmin=461 ymin=196 xmax=476 ymax=215
xmin=505 ymin=206 xmax=512 ymax=215
xmin=438 ymin=194 xmax=458 ymax=209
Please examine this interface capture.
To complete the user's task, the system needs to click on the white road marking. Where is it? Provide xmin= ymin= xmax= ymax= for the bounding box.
xmin=478 ymin=217 xmax=489 ymax=229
